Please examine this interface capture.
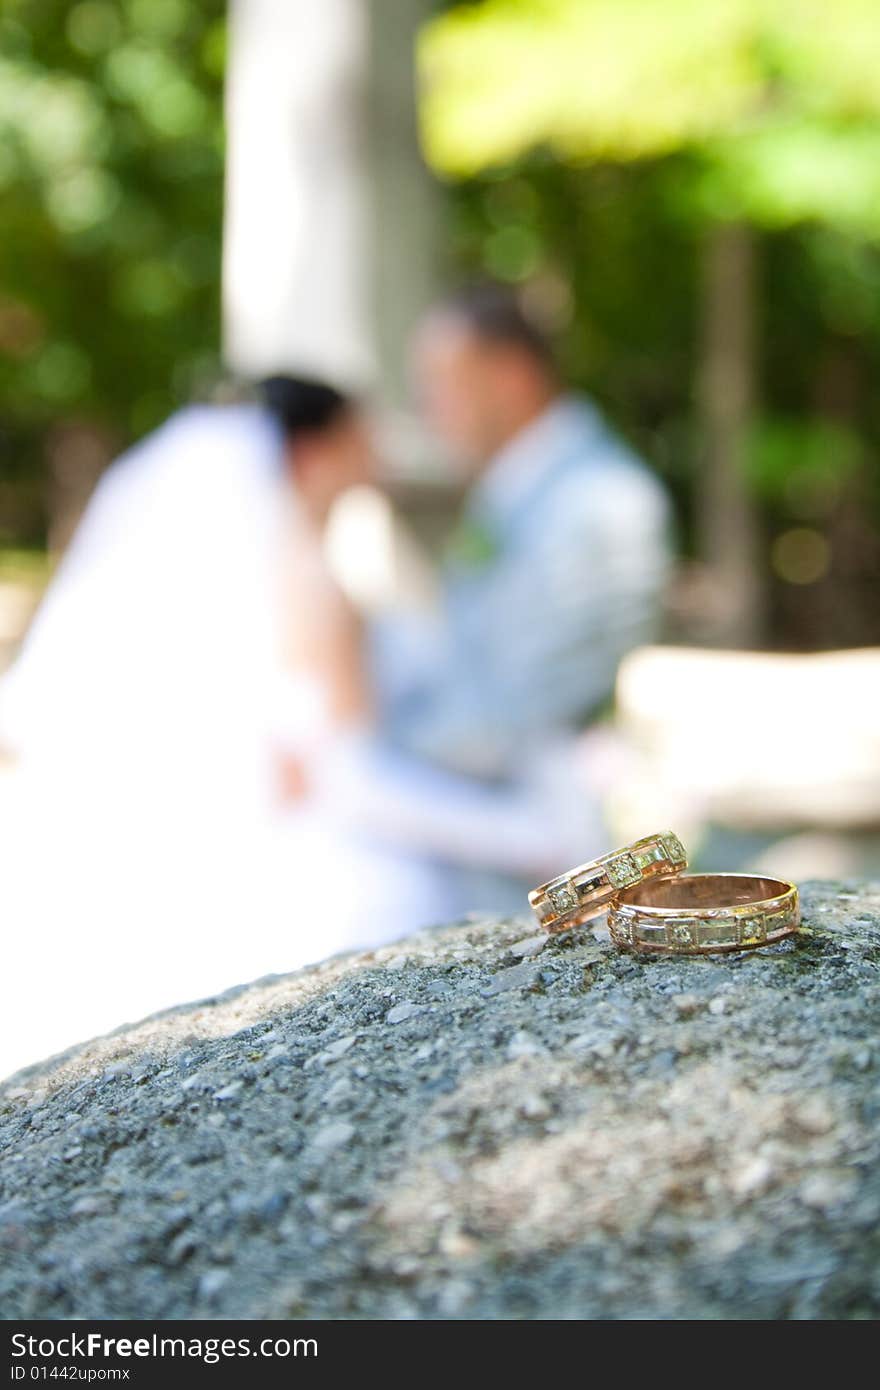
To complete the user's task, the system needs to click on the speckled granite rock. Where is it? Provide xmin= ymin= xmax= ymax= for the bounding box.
xmin=1 ymin=880 xmax=879 ymax=1321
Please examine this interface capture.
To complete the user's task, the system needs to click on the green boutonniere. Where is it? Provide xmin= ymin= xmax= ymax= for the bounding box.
xmin=445 ymin=518 xmax=500 ymax=570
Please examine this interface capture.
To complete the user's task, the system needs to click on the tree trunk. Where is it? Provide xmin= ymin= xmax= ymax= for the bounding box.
xmin=366 ymin=1 xmax=445 ymax=452
xmin=696 ymin=221 xmax=762 ymax=647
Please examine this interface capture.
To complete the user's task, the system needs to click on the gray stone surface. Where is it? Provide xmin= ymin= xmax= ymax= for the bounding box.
xmin=1 ymin=880 xmax=879 ymax=1320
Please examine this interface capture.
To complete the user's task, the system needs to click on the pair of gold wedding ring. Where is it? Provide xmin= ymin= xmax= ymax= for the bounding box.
xmin=528 ymin=832 xmax=799 ymax=955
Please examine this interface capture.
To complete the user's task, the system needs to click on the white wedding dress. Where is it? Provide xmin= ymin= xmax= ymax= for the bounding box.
xmin=0 ymin=405 xmax=441 ymax=1079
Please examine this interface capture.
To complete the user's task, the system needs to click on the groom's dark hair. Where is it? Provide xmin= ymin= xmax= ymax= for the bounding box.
xmin=260 ymin=375 xmax=352 ymax=439
xmin=434 ymin=282 xmax=556 ymax=372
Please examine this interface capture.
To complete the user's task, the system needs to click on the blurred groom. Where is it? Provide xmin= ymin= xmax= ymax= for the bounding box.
xmin=383 ymin=284 xmax=671 ymax=770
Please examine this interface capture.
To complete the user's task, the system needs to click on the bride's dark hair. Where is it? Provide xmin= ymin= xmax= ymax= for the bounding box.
xmin=260 ymin=375 xmax=352 ymax=439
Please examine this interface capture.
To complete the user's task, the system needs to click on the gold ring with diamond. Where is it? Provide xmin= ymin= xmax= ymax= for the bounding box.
xmin=607 ymin=872 xmax=799 ymax=954
xmin=528 ymin=831 xmax=688 ymax=934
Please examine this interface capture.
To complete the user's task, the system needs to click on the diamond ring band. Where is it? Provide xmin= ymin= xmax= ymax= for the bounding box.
xmin=528 ymin=836 xmax=799 ymax=956
xmin=528 ymin=831 xmax=688 ymax=934
xmin=608 ymin=872 xmax=799 ymax=955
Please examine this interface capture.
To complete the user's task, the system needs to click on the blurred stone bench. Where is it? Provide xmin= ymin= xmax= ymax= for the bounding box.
xmin=617 ymin=645 xmax=880 ymax=829
xmin=1 ymin=880 xmax=878 ymax=1319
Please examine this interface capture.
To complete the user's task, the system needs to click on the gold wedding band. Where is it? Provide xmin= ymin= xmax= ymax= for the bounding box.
xmin=607 ymin=872 xmax=799 ymax=954
xmin=529 ymin=831 xmax=688 ymax=933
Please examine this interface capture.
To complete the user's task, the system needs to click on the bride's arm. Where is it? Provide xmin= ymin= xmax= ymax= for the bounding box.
xmin=314 ymin=582 xmax=372 ymax=726
xmin=275 ymin=581 xmax=370 ymax=802
xmin=280 ymin=516 xmax=372 ymax=729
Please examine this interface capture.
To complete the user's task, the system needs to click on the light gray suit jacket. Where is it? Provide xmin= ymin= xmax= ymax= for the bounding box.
xmin=378 ymin=395 xmax=672 ymax=780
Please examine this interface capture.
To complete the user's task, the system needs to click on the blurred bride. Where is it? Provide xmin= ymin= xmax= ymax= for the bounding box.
xmin=0 ymin=376 xmax=596 ymax=1078
xmin=0 ymin=379 xmax=446 ymax=1075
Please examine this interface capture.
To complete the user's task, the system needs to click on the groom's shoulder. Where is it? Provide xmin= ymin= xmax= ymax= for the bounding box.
xmin=542 ymin=395 xmax=669 ymax=524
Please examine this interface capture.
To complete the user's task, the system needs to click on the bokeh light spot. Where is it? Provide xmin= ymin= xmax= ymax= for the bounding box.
xmin=482 ymin=223 xmax=541 ymax=281
xmin=0 ymin=298 xmax=44 ymax=358
xmin=113 ymin=259 xmax=185 ymax=317
xmin=66 ymin=3 xmax=122 ymax=57
xmin=32 ymin=342 xmax=92 ymax=403
xmin=128 ymin=0 xmax=188 ymax=41
xmin=46 ymin=168 xmax=121 ymax=232
xmin=771 ymin=527 xmax=830 ymax=585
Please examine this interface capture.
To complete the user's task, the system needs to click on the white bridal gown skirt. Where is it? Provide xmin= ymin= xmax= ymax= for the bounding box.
xmin=0 ymin=708 xmax=446 ymax=1082
xmin=0 ymin=405 xmax=447 ymax=1079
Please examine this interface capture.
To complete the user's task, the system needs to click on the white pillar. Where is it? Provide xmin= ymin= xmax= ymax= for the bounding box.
xmin=222 ymin=0 xmax=372 ymax=385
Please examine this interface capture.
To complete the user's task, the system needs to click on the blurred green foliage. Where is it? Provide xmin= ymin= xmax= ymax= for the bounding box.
xmin=421 ymin=0 xmax=880 ymax=233
xmin=0 ymin=0 xmax=225 ymax=541
xmin=1 ymin=0 xmax=878 ymax=644
xmin=423 ymin=0 xmax=880 ymax=641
